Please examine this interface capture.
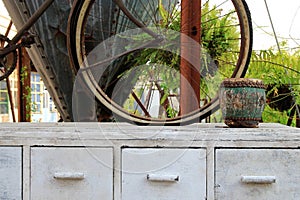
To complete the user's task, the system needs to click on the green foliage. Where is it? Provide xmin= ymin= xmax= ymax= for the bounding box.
xmin=158 ymin=0 xmax=181 ymax=30
xmin=246 ymin=44 xmax=300 ymax=126
xmin=166 ymin=105 xmax=178 ymax=118
xmin=248 ymin=48 xmax=300 ymax=86
xmin=262 ymin=105 xmax=293 ymax=125
xmin=121 ymin=2 xmax=239 ymax=118
xmin=201 ymin=3 xmax=239 ymax=59
xmin=121 ymin=3 xmax=300 ymax=125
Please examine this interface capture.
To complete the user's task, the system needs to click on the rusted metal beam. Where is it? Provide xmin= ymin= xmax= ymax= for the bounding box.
xmin=6 ymin=77 xmax=16 ymax=122
xmin=10 ymin=0 xmax=55 ymax=45
xmin=1 ymin=21 xmax=16 ymax=122
xmin=17 ymin=48 xmax=31 ymax=122
xmin=131 ymin=91 xmax=151 ymax=117
xmin=154 ymin=81 xmax=172 ymax=118
xmin=0 ymin=20 xmax=13 ymax=47
xmin=180 ymin=0 xmax=201 ymax=115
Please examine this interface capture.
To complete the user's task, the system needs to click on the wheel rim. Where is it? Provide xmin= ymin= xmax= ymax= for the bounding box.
xmin=0 ymin=34 xmax=17 ymax=81
xmin=68 ymin=0 xmax=252 ymax=124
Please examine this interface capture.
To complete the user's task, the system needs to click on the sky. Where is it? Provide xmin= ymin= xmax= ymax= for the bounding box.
xmin=246 ymin=0 xmax=300 ymax=51
xmin=0 ymin=0 xmax=300 ymax=51
xmin=0 ymin=0 xmax=16 ymax=38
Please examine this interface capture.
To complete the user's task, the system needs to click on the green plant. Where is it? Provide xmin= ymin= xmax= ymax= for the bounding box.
xmin=121 ymin=2 xmax=240 ymax=119
xmin=246 ymin=44 xmax=300 ymax=126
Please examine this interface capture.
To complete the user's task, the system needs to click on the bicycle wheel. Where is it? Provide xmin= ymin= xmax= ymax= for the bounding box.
xmin=0 ymin=34 xmax=17 ymax=81
xmin=68 ymin=0 xmax=253 ymax=124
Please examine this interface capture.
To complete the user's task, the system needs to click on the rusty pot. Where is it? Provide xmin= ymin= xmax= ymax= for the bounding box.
xmin=219 ymin=78 xmax=266 ymax=128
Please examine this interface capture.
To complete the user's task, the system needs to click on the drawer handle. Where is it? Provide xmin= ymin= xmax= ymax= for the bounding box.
xmin=147 ymin=174 xmax=179 ymax=182
xmin=241 ymin=176 xmax=276 ymax=184
xmin=53 ymin=172 xmax=85 ymax=180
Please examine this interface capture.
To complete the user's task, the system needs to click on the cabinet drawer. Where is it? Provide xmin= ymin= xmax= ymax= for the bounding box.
xmin=122 ymin=148 xmax=206 ymax=200
xmin=215 ymin=149 xmax=300 ymax=200
xmin=31 ymin=147 xmax=113 ymax=200
xmin=0 ymin=147 xmax=22 ymax=199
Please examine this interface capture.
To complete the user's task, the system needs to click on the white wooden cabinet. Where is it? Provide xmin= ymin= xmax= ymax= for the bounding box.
xmin=0 ymin=123 xmax=299 ymax=199
xmin=122 ymin=148 xmax=206 ymax=200
xmin=0 ymin=147 xmax=22 ymax=200
xmin=215 ymin=149 xmax=300 ymax=200
xmin=31 ymin=147 xmax=113 ymax=200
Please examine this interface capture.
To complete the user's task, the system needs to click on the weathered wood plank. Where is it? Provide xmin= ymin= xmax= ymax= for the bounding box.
xmin=0 ymin=147 xmax=22 ymax=199
xmin=0 ymin=123 xmax=298 ymax=144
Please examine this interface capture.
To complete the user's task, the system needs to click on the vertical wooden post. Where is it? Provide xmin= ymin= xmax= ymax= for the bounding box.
xmin=17 ymin=48 xmax=31 ymax=122
xmin=180 ymin=0 xmax=201 ymax=115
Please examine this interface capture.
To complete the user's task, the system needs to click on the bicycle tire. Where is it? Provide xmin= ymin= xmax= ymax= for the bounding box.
xmin=68 ymin=0 xmax=253 ymax=125
xmin=0 ymin=34 xmax=17 ymax=81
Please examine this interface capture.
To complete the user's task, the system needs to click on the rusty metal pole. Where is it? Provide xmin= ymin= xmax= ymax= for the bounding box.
xmin=6 ymin=78 xmax=16 ymax=122
xmin=180 ymin=0 xmax=201 ymax=115
xmin=17 ymin=48 xmax=31 ymax=122
xmin=1 ymin=20 xmax=16 ymax=122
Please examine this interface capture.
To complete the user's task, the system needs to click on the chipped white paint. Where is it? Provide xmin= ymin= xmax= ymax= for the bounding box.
xmin=0 ymin=147 xmax=22 ymax=199
xmin=0 ymin=123 xmax=299 ymax=200
xmin=122 ymin=148 xmax=207 ymax=200
xmin=216 ymin=149 xmax=300 ymax=199
xmin=31 ymin=147 xmax=113 ymax=200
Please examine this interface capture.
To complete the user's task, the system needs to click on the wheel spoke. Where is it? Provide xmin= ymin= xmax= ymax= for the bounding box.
xmin=131 ymin=91 xmax=151 ymax=117
xmin=68 ymin=0 xmax=253 ymax=124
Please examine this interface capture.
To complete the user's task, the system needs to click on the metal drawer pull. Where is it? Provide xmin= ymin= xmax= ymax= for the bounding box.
xmin=147 ymin=174 xmax=179 ymax=182
xmin=54 ymin=172 xmax=85 ymax=180
xmin=241 ymin=176 xmax=276 ymax=184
